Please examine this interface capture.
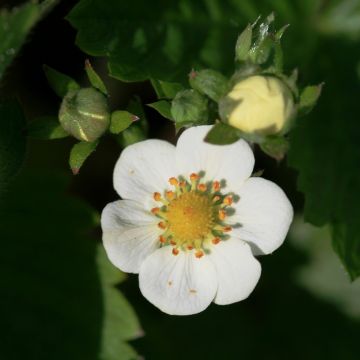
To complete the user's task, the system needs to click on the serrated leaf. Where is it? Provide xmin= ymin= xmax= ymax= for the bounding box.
xmin=0 ymin=101 xmax=26 ymax=196
xmin=69 ymin=140 xmax=99 ymax=174
xmin=110 ymin=111 xmax=138 ymax=134
xmin=235 ymin=24 xmax=252 ymax=62
xmin=204 ymin=123 xmax=241 ymax=145
xmin=27 ymin=116 xmax=69 ymax=140
xmin=150 ymin=79 xmax=184 ymax=99
xmin=189 ymin=69 xmax=229 ymax=102
xmin=85 ymin=59 xmax=108 ymax=95
xmin=43 ymin=64 xmax=80 ymax=97
xmin=171 ymin=89 xmax=208 ymax=128
xmin=147 ymin=100 xmax=173 ymax=121
xmin=299 ymin=84 xmax=323 ymax=115
xmin=0 ymin=0 xmax=58 ymax=80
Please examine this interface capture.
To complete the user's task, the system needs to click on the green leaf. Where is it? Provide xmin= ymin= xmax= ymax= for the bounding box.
xmin=0 ymin=0 xmax=57 ymax=80
xmin=43 ymin=64 xmax=80 ymax=97
xmin=69 ymin=140 xmax=99 ymax=175
xmin=147 ymin=100 xmax=174 ymax=121
xmin=0 ymin=101 xmax=26 ymax=196
xmin=204 ymin=123 xmax=241 ymax=145
xmin=27 ymin=116 xmax=69 ymax=140
xmin=260 ymin=136 xmax=289 ymax=161
xmin=189 ymin=69 xmax=229 ymax=102
xmin=67 ymin=0 xmax=243 ymax=83
xmin=171 ymin=89 xmax=208 ymax=128
xmin=299 ymin=84 xmax=323 ymax=115
xmin=97 ymin=247 xmax=141 ymax=360
xmin=0 ymin=171 xmax=140 ymax=359
xmin=118 ymin=97 xmax=148 ymax=147
xmin=235 ymin=24 xmax=252 ymax=62
xmin=85 ymin=59 xmax=108 ymax=95
xmin=150 ymin=79 xmax=184 ymax=99
xmin=110 ymin=111 xmax=138 ymax=134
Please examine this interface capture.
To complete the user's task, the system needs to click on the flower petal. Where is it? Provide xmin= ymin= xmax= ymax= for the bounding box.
xmin=176 ymin=125 xmax=254 ymax=192
xmin=113 ymin=139 xmax=176 ymax=209
xmin=101 ymin=200 xmax=161 ymax=273
xmin=208 ymin=239 xmax=261 ymax=305
xmin=139 ymin=247 xmax=218 ymax=315
xmin=230 ymin=177 xmax=293 ymax=255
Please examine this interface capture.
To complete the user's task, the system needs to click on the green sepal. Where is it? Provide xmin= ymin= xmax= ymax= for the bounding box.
xmin=189 ymin=69 xmax=229 ymax=102
xmin=43 ymin=64 xmax=80 ymax=97
xmin=260 ymin=136 xmax=289 ymax=161
xmin=147 ymin=100 xmax=174 ymax=121
xmin=204 ymin=123 xmax=241 ymax=145
xmin=85 ymin=59 xmax=108 ymax=95
xmin=235 ymin=24 xmax=253 ymax=62
xmin=27 ymin=116 xmax=69 ymax=140
xmin=171 ymin=89 xmax=208 ymax=128
xmin=299 ymin=84 xmax=324 ymax=115
xmin=69 ymin=140 xmax=99 ymax=175
xmin=110 ymin=111 xmax=138 ymax=134
xmin=150 ymin=79 xmax=185 ymax=99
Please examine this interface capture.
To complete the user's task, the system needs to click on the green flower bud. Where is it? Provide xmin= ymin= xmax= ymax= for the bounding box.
xmin=59 ymin=87 xmax=110 ymax=142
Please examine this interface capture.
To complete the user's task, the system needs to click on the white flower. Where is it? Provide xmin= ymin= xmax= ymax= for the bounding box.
xmin=101 ymin=125 xmax=293 ymax=315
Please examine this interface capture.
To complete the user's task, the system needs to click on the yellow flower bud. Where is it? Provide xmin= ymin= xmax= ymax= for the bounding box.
xmin=220 ymin=75 xmax=294 ymax=134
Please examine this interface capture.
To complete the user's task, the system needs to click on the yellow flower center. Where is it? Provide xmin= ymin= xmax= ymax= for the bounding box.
xmin=151 ymin=173 xmax=234 ymax=258
xmin=166 ymin=192 xmax=215 ymax=242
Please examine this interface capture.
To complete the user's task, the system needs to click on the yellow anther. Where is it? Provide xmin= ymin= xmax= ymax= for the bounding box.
xmin=213 ymin=181 xmax=221 ymax=192
xmin=151 ymin=207 xmax=160 ymax=215
xmin=158 ymin=221 xmax=167 ymax=229
xmin=218 ymin=209 xmax=226 ymax=220
xmin=172 ymin=248 xmax=179 ymax=256
xmin=195 ymin=250 xmax=204 ymax=258
xmin=166 ymin=190 xmax=175 ymax=200
xmin=159 ymin=235 xmax=166 ymax=243
xmin=153 ymin=192 xmax=162 ymax=201
xmin=197 ymin=183 xmax=207 ymax=192
xmin=212 ymin=195 xmax=221 ymax=203
xmin=169 ymin=177 xmax=179 ymax=186
xmin=212 ymin=237 xmax=220 ymax=245
xmin=223 ymin=196 xmax=233 ymax=206
xmin=190 ymin=173 xmax=199 ymax=181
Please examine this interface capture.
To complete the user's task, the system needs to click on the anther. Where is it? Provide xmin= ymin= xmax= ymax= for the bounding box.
xmin=151 ymin=207 xmax=160 ymax=215
xmin=153 ymin=192 xmax=162 ymax=201
xmin=212 ymin=237 xmax=220 ymax=245
xmin=223 ymin=226 xmax=232 ymax=232
xmin=158 ymin=221 xmax=167 ymax=229
xmin=197 ymin=183 xmax=207 ymax=192
xmin=159 ymin=235 xmax=166 ymax=243
xmin=212 ymin=195 xmax=221 ymax=203
xmin=170 ymin=239 xmax=177 ymax=246
xmin=218 ymin=209 xmax=226 ymax=221
xmin=169 ymin=177 xmax=179 ymax=186
xmin=172 ymin=248 xmax=179 ymax=256
xmin=190 ymin=173 xmax=199 ymax=181
xmin=223 ymin=196 xmax=233 ymax=206
xmin=187 ymin=244 xmax=194 ymax=250
xmin=213 ymin=181 xmax=221 ymax=192
xmin=166 ymin=190 xmax=175 ymax=200
xmin=195 ymin=250 xmax=204 ymax=258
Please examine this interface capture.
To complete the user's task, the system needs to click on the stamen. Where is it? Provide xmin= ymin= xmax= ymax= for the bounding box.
xmin=212 ymin=195 xmax=221 ymax=203
xmin=170 ymin=239 xmax=177 ymax=246
xmin=218 ymin=209 xmax=226 ymax=220
xmin=195 ymin=250 xmax=204 ymax=258
xmin=158 ymin=221 xmax=167 ymax=229
xmin=212 ymin=237 xmax=220 ymax=244
xmin=172 ymin=248 xmax=179 ymax=256
xmin=159 ymin=235 xmax=166 ymax=243
xmin=187 ymin=244 xmax=194 ymax=250
xmin=223 ymin=196 xmax=233 ymax=206
xmin=165 ymin=190 xmax=175 ymax=200
xmin=197 ymin=183 xmax=207 ymax=192
xmin=153 ymin=192 xmax=162 ymax=201
xmin=169 ymin=177 xmax=179 ymax=186
xmin=190 ymin=173 xmax=199 ymax=181
xmin=151 ymin=207 xmax=160 ymax=215
xmin=223 ymin=226 xmax=232 ymax=232
xmin=213 ymin=181 xmax=221 ymax=192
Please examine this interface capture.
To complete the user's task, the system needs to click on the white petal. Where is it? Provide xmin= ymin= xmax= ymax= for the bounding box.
xmin=113 ymin=140 xmax=176 ymax=209
xmin=208 ymin=239 xmax=261 ymax=305
xmin=139 ymin=247 xmax=218 ymax=315
xmin=176 ymin=125 xmax=254 ymax=192
xmin=101 ymin=200 xmax=161 ymax=273
xmin=230 ymin=177 xmax=293 ymax=255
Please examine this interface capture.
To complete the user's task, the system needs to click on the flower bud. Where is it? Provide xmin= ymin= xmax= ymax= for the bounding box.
xmin=219 ymin=75 xmax=294 ymax=134
xmin=59 ymin=87 xmax=110 ymax=142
